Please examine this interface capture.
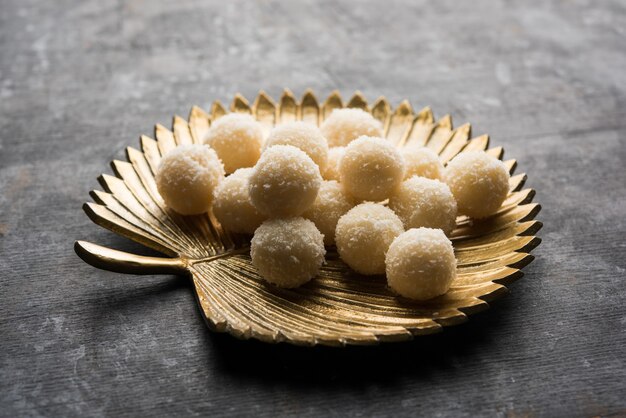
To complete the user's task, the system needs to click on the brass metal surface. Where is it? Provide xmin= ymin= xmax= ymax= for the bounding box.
xmin=75 ymin=89 xmax=541 ymax=346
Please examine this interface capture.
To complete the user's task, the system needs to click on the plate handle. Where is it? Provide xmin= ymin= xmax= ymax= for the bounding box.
xmin=74 ymin=240 xmax=188 ymax=275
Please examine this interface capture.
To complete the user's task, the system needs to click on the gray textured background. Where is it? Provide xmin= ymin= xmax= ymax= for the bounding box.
xmin=1 ymin=0 xmax=625 ymax=416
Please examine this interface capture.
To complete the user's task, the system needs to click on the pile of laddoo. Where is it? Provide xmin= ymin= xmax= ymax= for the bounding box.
xmin=155 ymin=108 xmax=510 ymax=301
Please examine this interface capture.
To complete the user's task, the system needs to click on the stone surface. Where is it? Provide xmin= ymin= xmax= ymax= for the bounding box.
xmin=1 ymin=0 xmax=625 ymax=416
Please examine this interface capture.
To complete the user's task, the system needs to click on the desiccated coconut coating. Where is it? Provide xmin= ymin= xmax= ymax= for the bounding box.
xmin=303 ymin=180 xmax=355 ymax=246
xmin=156 ymin=144 xmax=224 ymax=215
xmin=445 ymin=151 xmax=510 ymax=219
xmin=402 ymin=146 xmax=444 ymax=180
xmin=251 ymin=217 xmax=326 ymax=288
xmin=335 ymin=203 xmax=404 ymax=275
xmin=204 ymin=113 xmax=263 ymax=173
xmin=320 ymin=108 xmax=383 ymax=147
xmin=248 ymin=145 xmax=322 ymax=217
xmin=340 ymin=136 xmax=405 ymax=202
xmin=386 ymin=228 xmax=457 ymax=301
xmin=322 ymin=146 xmax=345 ymax=181
xmin=388 ymin=177 xmax=458 ymax=235
xmin=264 ymin=122 xmax=329 ymax=172
xmin=212 ymin=168 xmax=267 ymax=234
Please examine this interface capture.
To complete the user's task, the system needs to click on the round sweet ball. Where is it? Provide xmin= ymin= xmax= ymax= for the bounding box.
xmin=335 ymin=203 xmax=404 ymax=275
xmin=251 ymin=217 xmax=326 ymax=288
xmin=322 ymin=146 xmax=345 ymax=181
xmin=303 ymin=180 xmax=355 ymax=246
xmin=386 ymin=228 xmax=457 ymax=301
xmin=321 ymin=108 xmax=383 ymax=147
xmin=402 ymin=146 xmax=444 ymax=180
xmin=212 ymin=168 xmax=266 ymax=234
xmin=204 ymin=113 xmax=263 ymax=173
xmin=388 ymin=177 xmax=458 ymax=235
xmin=156 ymin=144 xmax=224 ymax=215
xmin=264 ymin=122 xmax=329 ymax=172
xmin=248 ymin=145 xmax=322 ymax=217
xmin=445 ymin=151 xmax=510 ymax=218
xmin=340 ymin=136 xmax=405 ymax=201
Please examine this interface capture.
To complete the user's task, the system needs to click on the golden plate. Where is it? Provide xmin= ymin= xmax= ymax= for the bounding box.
xmin=75 ymin=89 xmax=541 ymax=346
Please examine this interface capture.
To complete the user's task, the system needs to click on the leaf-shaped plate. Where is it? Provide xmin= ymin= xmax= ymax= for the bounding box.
xmin=75 ymin=89 xmax=541 ymax=346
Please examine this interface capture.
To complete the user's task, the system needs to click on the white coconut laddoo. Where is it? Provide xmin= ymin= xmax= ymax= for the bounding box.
xmin=264 ymin=121 xmax=329 ymax=172
xmin=156 ymin=144 xmax=224 ymax=215
xmin=303 ymin=180 xmax=355 ymax=246
xmin=386 ymin=228 xmax=457 ymax=301
xmin=248 ymin=145 xmax=322 ymax=217
xmin=388 ymin=177 xmax=458 ymax=235
xmin=212 ymin=168 xmax=266 ymax=234
xmin=340 ymin=136 xmax=405 ymax=202
xmin=251 ymin=217 xmax=326 ymax=288
xmin=322 ymin=146 xmax=345 ymax=181
xmin=335 ymin=203 xmax=404 ymax=275
xmin=402 ymin=146 xmax=444 ymax=180
xmin=320 ymin=108 xmax=383 ymax=147
xmin=204 ymin=113 xmax=263 ymax=173
xmin=445 ymin=151 xmax=510 ymax=219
